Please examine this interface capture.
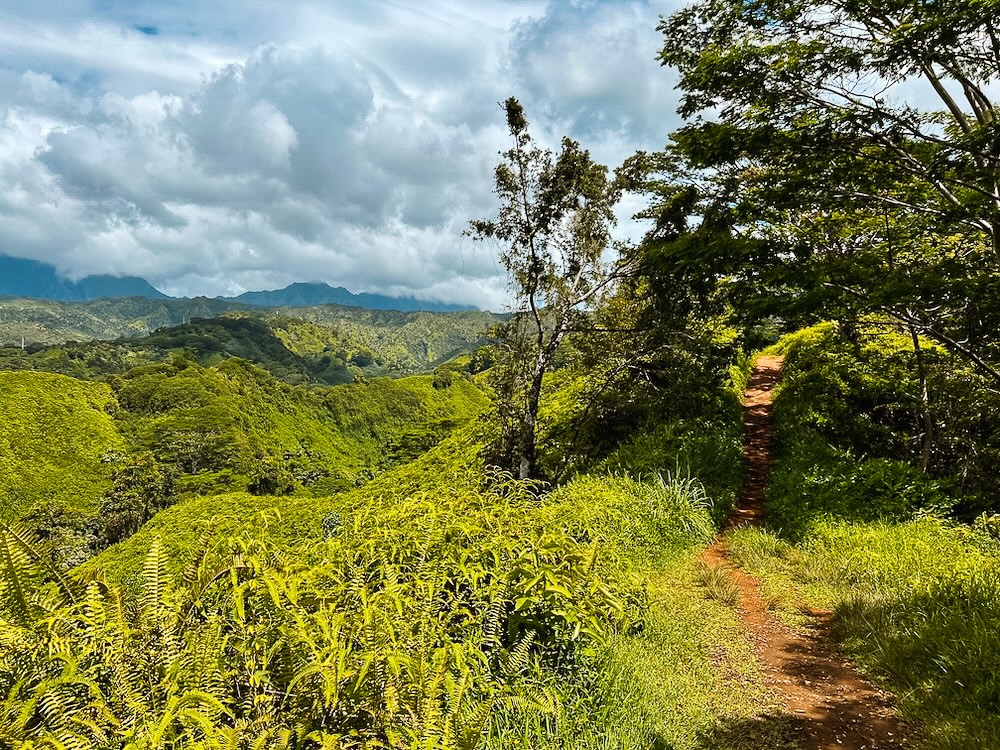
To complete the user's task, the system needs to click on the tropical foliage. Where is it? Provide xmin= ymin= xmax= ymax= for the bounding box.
xmin=0 ymin=463 xmax=720 ymax=748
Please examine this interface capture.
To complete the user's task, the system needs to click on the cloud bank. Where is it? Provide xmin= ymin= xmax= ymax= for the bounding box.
xmin=0 ymin=0 xmax=682 ymax=309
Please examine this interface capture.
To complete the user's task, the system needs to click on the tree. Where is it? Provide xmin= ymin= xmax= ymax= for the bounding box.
xmin=655 ymin=0 xmax=1000 ymax=381
xmin=469 ymin=98 xmax=628 ymax=479
xmin=99 ymin=452 xmax=174 ymax=545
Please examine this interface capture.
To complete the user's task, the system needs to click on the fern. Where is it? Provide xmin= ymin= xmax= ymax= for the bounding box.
xmin=0 ymin=529 xmax=35 ymax=626
xmin=140 ymin=537 xmax=169 ymax=623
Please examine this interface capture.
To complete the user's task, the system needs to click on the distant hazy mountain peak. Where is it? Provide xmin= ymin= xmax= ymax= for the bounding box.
xmin=0 ymin=254 xmax=475 ymax=313
xmin=0 ymin=255 xmax=167 ymax=301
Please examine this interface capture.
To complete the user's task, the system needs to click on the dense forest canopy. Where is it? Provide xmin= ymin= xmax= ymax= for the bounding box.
xmin=653 ymin=0 xmax=1000 ymax=382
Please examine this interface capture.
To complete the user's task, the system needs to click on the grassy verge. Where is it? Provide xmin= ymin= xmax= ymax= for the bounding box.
xmin=590 ymin=558 xmax=798 ymax=750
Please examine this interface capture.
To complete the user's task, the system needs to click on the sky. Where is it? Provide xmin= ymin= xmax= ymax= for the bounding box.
xmin=0 ymin=0 xmax=685 ymax=308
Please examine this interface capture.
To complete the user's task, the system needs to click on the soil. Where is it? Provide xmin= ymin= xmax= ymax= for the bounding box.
xmin=700 ymin=355 xmax=913 ymax=750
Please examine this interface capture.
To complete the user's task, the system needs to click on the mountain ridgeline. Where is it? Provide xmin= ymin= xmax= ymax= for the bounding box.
xmin=0 ymin=307 xmax=498 ymax=385
xmin=0 ymin=255 xmax=167 ymax=302
xmin=231 ymin=281 xmax=476 ymax=311
xmin=0 ymin=255 xmax=474 ymax=313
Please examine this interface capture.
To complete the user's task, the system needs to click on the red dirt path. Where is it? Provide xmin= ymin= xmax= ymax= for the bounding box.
xmin=700 ymin=355 xmax=912 ymax=750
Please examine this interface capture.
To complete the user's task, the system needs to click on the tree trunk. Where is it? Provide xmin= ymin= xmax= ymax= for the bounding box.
xmin=908 ymin=322 xmax=934 ymax=473
xmin=991 ymin=215 xmax=1000 ymax=267
xmin=518 ymin=360 xmax=546 ymax=480
xmin=517 ymin=325 xmax=567 ymax=480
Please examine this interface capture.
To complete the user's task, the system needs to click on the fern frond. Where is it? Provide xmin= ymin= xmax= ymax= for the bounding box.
xmin=1 ymin=522 xmax=78 ymax=607
xmin=141 ymin=537 xmax=169 ymax=622
xmin=500 ymin=630 xmax=535 ymax=679
xmin=0 ymin=528 xmax=36 ymax=624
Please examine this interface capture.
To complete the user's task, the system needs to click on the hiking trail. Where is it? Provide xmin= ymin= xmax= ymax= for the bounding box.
xmin=701 ymin=355 xmax=912 ymax=750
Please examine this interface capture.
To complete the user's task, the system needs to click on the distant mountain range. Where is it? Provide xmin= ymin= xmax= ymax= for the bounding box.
xmin=230 ymin=281 xmax=474 ymax=312
xmin=0 ymin=255 xmax=167 ymax=302
xmin=0 ymin=255 xmax=474 ymax=313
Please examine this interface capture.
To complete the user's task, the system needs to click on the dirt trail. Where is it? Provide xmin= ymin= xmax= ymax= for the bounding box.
xmin=701 ymin=355 xmax=911 ymax=750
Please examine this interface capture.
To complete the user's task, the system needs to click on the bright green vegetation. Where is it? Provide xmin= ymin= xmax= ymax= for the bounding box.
xmin=109 ymin=355 xmax=487 ymax=490
xmin=0 ymin=297 xmax=498 ymax=360
xmin=728 ymin=324 xmax=1000 ymax=749
xmin=0 ymin=318 xmax=783 ymax=748
xmin=0 ymin=357 xmax=488 ymax=572
xmin=1 ymin=437 xmax=775 ymax=748
xmin=0 ymin=307 xmax=496 ymax=386
xmin=270 ymin=308 xmax=499 ymax=378
xmin=0 ymin=372 xmax=125 ymax=522
xmin=5 ymin=3 xmax=1000 ymax=744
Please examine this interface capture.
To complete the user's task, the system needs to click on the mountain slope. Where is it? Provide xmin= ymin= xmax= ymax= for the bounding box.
xmin=0 ymin=308 xmax=495 ymax=384
xmin=0 ymin=255 xmax=167 ymax=301
xmin=231 ymin=281 xmax=473 ymax=312
xmin=1 ymin=360 xmax=487 ymax=533
xmin=0 ymin=296 xmax=245 ymax=345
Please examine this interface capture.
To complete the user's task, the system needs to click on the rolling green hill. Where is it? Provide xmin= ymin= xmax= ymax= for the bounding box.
xmin=0 ymin=360 xmax=487 ymax=555
xmin=109 ymin=354 xmax=488 ymax=490
xmin=0 ymin=372 xmax=125 ymax=522
xmin=0 ymin=303 xmax=498 ymax=384
xmin=0 ymin=296 xmax=499 ymax=351
xmin=0 ymin=296 xmax=246 ymax=345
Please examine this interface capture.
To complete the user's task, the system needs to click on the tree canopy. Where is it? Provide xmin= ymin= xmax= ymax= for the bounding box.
xmin=654 ymin=0 xmax=1000 ymax=381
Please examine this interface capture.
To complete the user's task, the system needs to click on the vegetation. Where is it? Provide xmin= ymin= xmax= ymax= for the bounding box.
xmin=0 ymin=307 xmax=497 ymax=385
xmin=728 ymin=324 xmax=1000 ymax=748
xmin=1 ymin=357 xmax=488 ymax=570
xmin=4 ymin=4 xmax=1000 ymax=748
xmin=654 ymin=0 xmax=1000 ymax=384
xmin=0 ymin=372 xmax=124 ymax=523
xmin=0 ymin=276 xmax=761 ymax=748
xmin=1 ymin=414 xmax=764 ymax=748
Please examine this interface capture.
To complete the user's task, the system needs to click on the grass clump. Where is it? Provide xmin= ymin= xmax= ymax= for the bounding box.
xmin=695 ymin=560 xmax=741 ymax=607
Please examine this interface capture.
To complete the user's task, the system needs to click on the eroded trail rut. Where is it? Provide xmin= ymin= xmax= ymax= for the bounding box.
xmin=701 ymin=356 xmax=911 ymax=750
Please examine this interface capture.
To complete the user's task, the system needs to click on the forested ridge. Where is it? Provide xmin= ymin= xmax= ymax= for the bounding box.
xmin=2 ymin=1 xmax=1000 ymax=748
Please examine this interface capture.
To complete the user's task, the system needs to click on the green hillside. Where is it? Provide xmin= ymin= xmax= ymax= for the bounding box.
xmin=78 ymin=425 xmax=487 ymax=586
xmin=0 ymin=296 xmax=245 ymax=345
xmin=0 ymin=306 xmax=497 ymax=384
xmin=0 ymin=371 xmax=125 ymax=521
xmin=0 ymin=358 xmax=486 ymax=571
xmin=110 ymin=355 xmax=488 ymax=491
xmin=0 ymin=296 xmax=499 ymax=349
xmin=271 ymin=307 xmax=499 ymax=372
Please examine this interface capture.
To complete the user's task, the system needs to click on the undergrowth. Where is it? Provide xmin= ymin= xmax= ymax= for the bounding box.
xmin=2 ymin=455 xmax=742 ymax=747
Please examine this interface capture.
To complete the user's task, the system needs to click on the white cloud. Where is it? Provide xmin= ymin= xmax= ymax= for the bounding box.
xmin=0 ymin=0 xmax=686 ymax=309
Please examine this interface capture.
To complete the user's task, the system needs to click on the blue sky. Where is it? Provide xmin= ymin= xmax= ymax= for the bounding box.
xmin=0 ymin=1 xmax=684 ymax=307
